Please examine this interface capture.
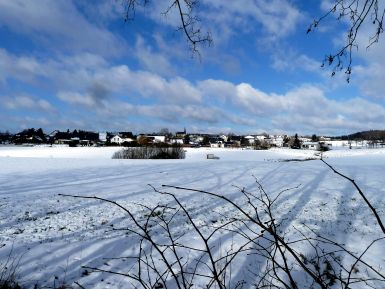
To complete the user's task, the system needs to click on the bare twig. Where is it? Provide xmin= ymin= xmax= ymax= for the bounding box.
xmin=122 ymin=0 xmax=212 ymax=55
xmin=308 ymin=0 xmax=384 ymax=82
xmin=320 ymin=158 xmax=385 ymax=235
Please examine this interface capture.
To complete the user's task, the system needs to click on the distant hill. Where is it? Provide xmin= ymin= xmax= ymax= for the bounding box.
xmin=337 ymin=130 xmax=385 ymax=141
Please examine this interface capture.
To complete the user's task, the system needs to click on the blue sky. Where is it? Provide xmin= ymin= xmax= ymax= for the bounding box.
xmin=1 ymin=0 xmax=385 ymax=135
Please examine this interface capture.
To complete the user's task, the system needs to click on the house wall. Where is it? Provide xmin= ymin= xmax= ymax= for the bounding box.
xmin=153 ymin=136 xmax=166 ymax=143
xmin=302 ymin=143 xmax=320 ymax=150
xmin=210 ymin=142 xmax=224 ymax=148
xmin=111 ymin=136 xmax=122 ymax=144
xmin=170 ymin=139 xmax=184 ymax=145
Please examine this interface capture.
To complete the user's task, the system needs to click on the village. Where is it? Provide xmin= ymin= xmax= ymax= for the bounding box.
xmin=1 ymin=128 xmax=383 ymax=150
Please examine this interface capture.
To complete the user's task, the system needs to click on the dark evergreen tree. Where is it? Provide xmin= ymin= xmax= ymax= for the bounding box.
xmin=184 ymin=134 xmax=190 ymax=144
xmin=291 ymin=133 xmax=301 ymax=149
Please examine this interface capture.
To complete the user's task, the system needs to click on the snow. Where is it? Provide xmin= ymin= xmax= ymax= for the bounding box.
xmin=1 ymin=146 xmax=385 ymax=288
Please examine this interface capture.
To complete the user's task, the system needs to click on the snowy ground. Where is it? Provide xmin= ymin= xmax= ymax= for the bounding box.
xmin=1 ymin=146 xmax=385 ymax=288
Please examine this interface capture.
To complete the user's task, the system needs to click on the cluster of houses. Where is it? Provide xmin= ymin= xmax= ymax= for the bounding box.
xmin=2 ymin=128 xmax=384 ymax=150
xmin=104 ymin=130 xmax=291 ymax=149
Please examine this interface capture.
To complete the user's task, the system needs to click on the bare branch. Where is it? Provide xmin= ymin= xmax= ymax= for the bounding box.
xmin=320 ymin=158 xmax=385 ymax=235
xmin=309 ymin=0 xmax=384 ymax=82
xmin=122 ymin=0 xmax=212 ymax=55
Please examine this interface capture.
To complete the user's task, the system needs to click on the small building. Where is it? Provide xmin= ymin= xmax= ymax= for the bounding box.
xmin=99 ymin=132 xmax=107 ymax=142
xmin=210 ymin=141 xmax=224 ymax=148
xmin=175 ymin=128 xmax=187 ymax=138
xmin=148 ymin=135 xmax=166 ymax=143
xmin=209 ymin=137 xmax=225 ymax=148
xmin=170 ymin=138 xmax=184 ymax=145
xmin=256 ymin=135 xmax=267 ymax=141
xmin=302 ymin=142 xmax=320 ymax=150
xmin=111 ymin=135 xmax=134 ymax=145
xmin=244 ymin=135 xmax=255 ymax=144
xmin=268 ymin=135 xmax=285 ymax=147
xmin=190 ymin=135 xmax=204 ymax=144
xmin=219 ymin=135 xmax=229 ymax=142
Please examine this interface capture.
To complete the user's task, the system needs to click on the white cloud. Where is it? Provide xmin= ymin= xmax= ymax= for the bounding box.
xmin=0 ymin=49 xmax=47 ymax=84
xmin=271 ymin=51 xmax=322 ymax=73
xmin=316 ymin=1 xmax=385 ymax=100
xmin=352 ymin=26 xmax=385 ymax=100
xmin=3 ymin=95 xmax=55 ymax=112
xmin=136 ymin=0 xmax=303 ymax=48
xmin=198 ymin=79 xmax=385 ymax=134
xmin=0 ymin=0 xmax=124 ymax=56
xmin=0 ymin=49 xmax=203 ymax=105
xmin=134 ymin=35 xmax=175 ymax=76
xmin=57 ymin=91 xmax=97 ymax=107
xmin=3 ymin=46 xmax=385 ymax=134
xmin=201 ymin=0 xmax=304 ymax=41
xmin=198 ymin=79 xmax=237 ymax=102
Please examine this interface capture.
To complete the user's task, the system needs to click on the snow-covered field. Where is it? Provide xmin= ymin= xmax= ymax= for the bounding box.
xmin=1 ymin=146 xmax=385 ymax=288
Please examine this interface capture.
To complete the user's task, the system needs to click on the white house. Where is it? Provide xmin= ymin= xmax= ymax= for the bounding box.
xmin=170 ymin=138 xmax=184 ymax=145
xmin=149 ymin=135 xmax=166 ymax=143
xmin=99 ymin=132 xmax=107 ymax=142
xmin=111 ymin=135 xmax=134 ymax=145
xmin=300 ymin=137 xmax=311 ymax=142
xmin=302 ymin=142 xmax=320 ymax=150
xmin=269 ymin=135 xmax=285 ymax=147
xmin=256 ymin=135 xmax=266 ymax=141
xmin=220 ymin=135 xmax=229 ymax=142
xmin=244 ymin=135 xmax=255 ymax=144
xmin=190 ymin=135 xmax=204 ymax=143
xmin=210 ymin=141 xmax=225 ymax=148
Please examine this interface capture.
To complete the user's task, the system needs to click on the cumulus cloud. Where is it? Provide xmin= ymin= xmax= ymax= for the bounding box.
xmin=1 ymin=49 xmax=203 ymax=105
xmin=2 ymin=47 xmax=385 ymax=134
xmin=352 ymin=29 xmax=385 ymax=100
xmin=57 ymin=91 xmax=97 ymax=107
xmin=136 ymin=0 xmax=303 ymax=49
xmin=0 ymin=49 xmax=46 ymax=85
xmin=3 ymin=95 xmax=55 ymax=112
xmin=271 ymin=51 xmax=322 ymax=73
xmin=91 ymin=66 xmax=203 ymax=104
xmin=134 ymin=35 xmax=176 ymax=76
xmin=0 ymin=0 xmax=124 ymax=56
xmin=201 ymin=0 xmax=304 ymax=42
xmin=316 ymin=1 xmax=385 ymax=100
xmin=198 ymin=79 xmax=385 ymax=134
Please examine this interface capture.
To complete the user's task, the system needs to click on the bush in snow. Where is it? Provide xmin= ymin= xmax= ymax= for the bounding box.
xmin=112 ymin=145 xmax=185 ymax=159
xmin=0 ymin=249 xmax=22 ymax=289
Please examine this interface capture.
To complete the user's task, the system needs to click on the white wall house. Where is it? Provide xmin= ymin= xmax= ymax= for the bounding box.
xmin=170 ymin=138 xmax=184 ymax=145
xmin=99 ymin=132 xmax=107 ymax=142
xmin=111 ymin=135 xmax=134 ymax=145
xmin=256 ymin=135 xmax=266 ymax=141
xmin=332 ymin=140 xmax=350 ymax=147
xmin=191 ymin=135 xmax=204 ymax=143
xmin=244 ymin=135 xmax=255 ymax=144
xmin=210 ymin=141 xmax=224 ymax=148
xmin=151 ymin=135 xmax=166 ymax=143
xmin=270 ymin=135 xmax=284 ymax=147
xmin=302 ymin=142 xmax=320 ymax=150
xmin=220 ymin=135 xmax=229 ymax=142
